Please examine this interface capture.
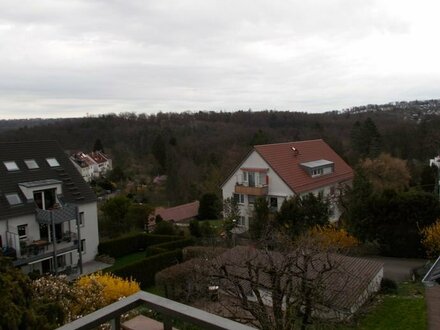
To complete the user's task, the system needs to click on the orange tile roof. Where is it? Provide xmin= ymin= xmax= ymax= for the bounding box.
xmin=254 ymin=139 xmax=353 ymax=193
xmin=155 ymin=201 xmax=200 ymax=222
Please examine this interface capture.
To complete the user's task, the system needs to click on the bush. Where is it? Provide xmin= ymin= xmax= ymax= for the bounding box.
xmin=182 ymin=246 xmax=228 ymax=261
xmin=153 ymin=221 xmax=177 ymax=235
xmin=189 ymin=220 xmax=201 ymax=237
xmin=381 ymin=278 xmax=398 ymax=294
xmin=98 ymin=233 xmax=181 ymax=258
xmin=110 ymin=249 xmax=183 ymax=288
xmin=145 ymin=238 xmax=194 ymax=257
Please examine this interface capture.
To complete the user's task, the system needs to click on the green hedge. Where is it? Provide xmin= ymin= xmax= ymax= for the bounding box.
xmin=145 ymin=238 xmax=194 ymax=257
xmin=111 ymin=249 xmax=183 ymax=288
xmin=98 ymin=233 xmax=181 ymax=258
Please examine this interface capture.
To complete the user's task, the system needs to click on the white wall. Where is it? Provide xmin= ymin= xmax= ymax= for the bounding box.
xmin=222 ymin=150 xmax=294 ymax=228
xmin=77 ymin=201 xmax=99 ymax=263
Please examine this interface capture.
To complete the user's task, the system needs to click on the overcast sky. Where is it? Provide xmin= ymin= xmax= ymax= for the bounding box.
xmin=1 ymin=1 xmax=440 ymax=119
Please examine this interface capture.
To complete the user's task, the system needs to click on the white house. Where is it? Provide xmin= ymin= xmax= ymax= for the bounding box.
xmin=221 ymin=139 xmax=354 ymax=229
xmin=0 ymin=141 xmax=99 ymax=276
xmin=70 ymin=150 xmax=112 ymax=182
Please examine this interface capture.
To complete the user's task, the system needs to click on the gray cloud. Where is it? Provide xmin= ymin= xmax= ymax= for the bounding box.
xmin=0 ymin=0 xmax=439 ymax=118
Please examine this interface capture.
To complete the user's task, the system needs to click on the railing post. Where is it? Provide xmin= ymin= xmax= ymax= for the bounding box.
xmin=163 ymin=316 xmax=172 ymax=330
xmin=110 ymin=316 xmax=121 ymax=330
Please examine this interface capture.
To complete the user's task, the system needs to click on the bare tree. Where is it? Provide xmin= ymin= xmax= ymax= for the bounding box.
xmin=208 ymin=232 xmax=365 ymax=330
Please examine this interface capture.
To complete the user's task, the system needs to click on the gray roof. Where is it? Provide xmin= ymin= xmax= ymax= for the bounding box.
xmin=300 ymin=159 xmax=334 ymax=169
xmin=423 ymin=256 xmax=440 ymax=285
xmin=0 ymin=140 xmax=96 ymax=220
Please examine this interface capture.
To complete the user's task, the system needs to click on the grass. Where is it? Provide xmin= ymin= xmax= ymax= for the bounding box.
xmin=104 ymin=251 xmax=146 ymax=272
xmin=339 ymin=282 xmax=427 ymax=330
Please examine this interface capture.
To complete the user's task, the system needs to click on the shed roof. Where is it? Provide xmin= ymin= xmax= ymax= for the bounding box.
xmin=154 ymin=201 xmax=200 ymax=222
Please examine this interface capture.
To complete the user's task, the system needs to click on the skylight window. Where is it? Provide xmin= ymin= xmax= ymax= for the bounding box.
xmin=6 ymin=193 xmax=22 ymax=205
xmin=3 ymin=161 xmax=19 ymax=171
xmin=24 ymin=159 xmax=39 ymax=169
xmin=46 ymin=158 xmax=60 ymax=167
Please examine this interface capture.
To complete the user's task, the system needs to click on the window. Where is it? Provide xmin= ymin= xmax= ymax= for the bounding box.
xmin=24 ymin=159 xmax=39 ymax=169
xmin=3 ymin=161 xmax=19 ymax=171
xmin=79 ymin=212 xmax=85 ymax=227
xmin=6 ymin=193 xmax=22 ymax=205
xmin=242 ymin=171 xmax=248 ymax=183
xmin=233 ymin=193 xmax=244 ymax=204
xmin=56 ymin=255 xmax=66 ymax=268
xmin=18 ymin=224 xmax=27 ymax=239
xmin=312 ymin=168 xmax=323 ymax=176
xmin=270 ymin=197 xmax=278 ymax=209
xmin=34 ymin=189 xmax=57 ymax=209
xmin=238 ymin=216 xmax=246 ymax=226
xmin=80 ymin=239 xmax=86 ymax=254
xmin=46 ymin=158 xmax=60 ymax=167
xmin=248 ymin=195 xmax=256 ymax=205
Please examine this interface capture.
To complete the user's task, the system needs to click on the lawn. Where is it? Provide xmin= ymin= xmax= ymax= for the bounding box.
xmin=340 ymin=282 xmax=427 ymax=330
xmin=104 ymin=251 xmax=146 ymax=272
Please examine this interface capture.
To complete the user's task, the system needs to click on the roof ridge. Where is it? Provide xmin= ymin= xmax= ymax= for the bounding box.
xmin=254 ymin=139 xmax=323 ymax=147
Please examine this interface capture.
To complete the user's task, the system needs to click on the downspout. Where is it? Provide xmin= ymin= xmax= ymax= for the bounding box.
xmin=51 ymin=211 xmax=58 ymax=275
xmin=76 ymin=206 xmax=83 ymax=275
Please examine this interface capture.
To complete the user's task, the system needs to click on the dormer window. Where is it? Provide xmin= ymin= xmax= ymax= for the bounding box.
xmin=4 ymin=161 xmax=19 ymax=171
xmin=300 ymin=159 xmax=334 ymax=178
xmin=46 ymin=158 xmax=60 ymax=167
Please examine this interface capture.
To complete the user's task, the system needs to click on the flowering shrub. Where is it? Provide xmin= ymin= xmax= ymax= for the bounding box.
xmin=31 ymin=272 xmax=140 ymax=327
xmin=421 ymin=219 xmax=440 ymax=257
xmin=308 ymin=225 xmax=359 ymax=250
xmin=76 ymin=272 xmax=140 ymax=306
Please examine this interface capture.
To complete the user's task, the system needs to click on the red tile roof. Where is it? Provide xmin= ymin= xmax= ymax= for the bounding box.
xmin=154 ymin=201 xmax=200 ymax=222
xmin=254 ymin=139 xmax=353 ymax=193
xmin=88 ymin=151 xmax=110 ymax=164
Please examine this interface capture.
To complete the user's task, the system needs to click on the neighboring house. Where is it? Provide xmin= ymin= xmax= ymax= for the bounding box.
xmin=422 ymin=256 xmax=440 ymax=286
xmin=149 ymin=201 xmax=199 ymax=229
xmin=88 ymin=151 xmax=112 ymax=175
xmin=215 ymin=246 xmax=383 ymax=320
xmin=70 ymin=150 xmax=112 ymax=182
xmin=0 ymin=141 xmax=99 ymax=276
xmin=221 ymin=139 xmax=354 ymax=229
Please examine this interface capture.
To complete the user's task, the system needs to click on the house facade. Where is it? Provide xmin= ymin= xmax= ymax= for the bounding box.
xmin=0 ymin=141 xmax=99 ymax=275
xmin=221 ymin=139 xmax=354 ymax=229
xmin=70 ymin=150 xmax=112 ymax=182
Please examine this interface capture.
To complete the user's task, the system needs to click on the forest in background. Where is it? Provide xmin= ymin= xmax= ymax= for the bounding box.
xmin=1 ymin=99 xmax=440 ymax=206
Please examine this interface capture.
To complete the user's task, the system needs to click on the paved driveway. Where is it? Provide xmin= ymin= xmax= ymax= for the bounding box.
xmin=364 ymin=256 xmax=428 ymax=282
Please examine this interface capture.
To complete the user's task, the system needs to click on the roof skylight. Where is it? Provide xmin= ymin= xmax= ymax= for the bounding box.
xmin=5 ymin=193 xmax=22 ymax=205
xmin=24 ymin=159 xmax=39 ymax=169
xmin=46 ymin=158 xmax=60 ymax=167
xmin=3 ymin=161 xmax=19 ymax=171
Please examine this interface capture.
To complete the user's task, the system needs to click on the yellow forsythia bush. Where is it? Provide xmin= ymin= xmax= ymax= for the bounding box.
xmin=76 ymin=272 xmax=140 ymax=306
xmin=421 ymin=220 xmax=440 ymax=258
xmin=309 ymin=225 xmax=359 ymax=249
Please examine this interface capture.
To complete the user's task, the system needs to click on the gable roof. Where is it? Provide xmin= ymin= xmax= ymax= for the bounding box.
xmin=154 ymin=201 xmax=200 ymax=222
xmin=215 ymin=246 xmax=383 ymax=311
xmin=254 ymin=139 xmax=353 ymax=193
xmin=0 ymin=140 xmax=97 ymax=220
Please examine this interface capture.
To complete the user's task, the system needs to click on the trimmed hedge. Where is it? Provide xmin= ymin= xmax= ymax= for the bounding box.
xmin=111 ymin=249 xmax=183 ymax=288
xmin=145 ymin=238 xmax=194 ymax=257
xmin=98 ymin=233 xmax=181 ymax=258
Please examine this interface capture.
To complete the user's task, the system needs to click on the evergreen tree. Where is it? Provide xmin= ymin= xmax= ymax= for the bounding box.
xmin=93 ymin=138 xmax=104 ymax=152
xmin=198 ymin=193 xmax=221 ymax=220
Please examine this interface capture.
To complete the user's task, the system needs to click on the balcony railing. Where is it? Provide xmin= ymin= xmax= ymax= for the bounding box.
xmin=235 ymin=184 xmax=268 ymax=196
xmin=56 ymin=291 xmax=254 ymax=330
xmin=13 ymin=240 xmax=78 ymax=267
xmin=36 ymin=204 xmax=77 ymax=224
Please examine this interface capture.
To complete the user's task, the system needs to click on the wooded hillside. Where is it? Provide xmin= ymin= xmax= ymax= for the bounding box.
xmin=1 ymin=104 xmax=439 ymax=205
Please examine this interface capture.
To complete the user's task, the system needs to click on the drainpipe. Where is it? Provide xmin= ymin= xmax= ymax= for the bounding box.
xmin=76 ymin=206 xmax=83 ymax=275
xmin=51 ymin=211 xmax=58 ymax=275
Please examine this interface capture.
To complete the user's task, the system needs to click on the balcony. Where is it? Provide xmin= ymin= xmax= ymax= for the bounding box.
xmin=56 ymin=291 xmax=254 ymax=330
xmin=235 ymin=183 xmax=268 ymax=196
xmin=36 ymin=204 xmax=77 ymax=224
xmin=13 ymin=239 xmax=78 ymax=267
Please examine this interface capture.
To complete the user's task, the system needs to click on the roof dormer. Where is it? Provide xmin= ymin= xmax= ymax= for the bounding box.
xmin=300 ymin=159 xmax=334 ymax=178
